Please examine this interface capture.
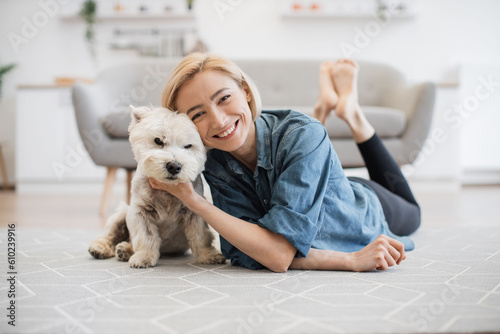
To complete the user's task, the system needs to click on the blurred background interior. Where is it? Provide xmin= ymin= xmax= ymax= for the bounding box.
xmin=0 ymin=0 xmax=499 ymax=227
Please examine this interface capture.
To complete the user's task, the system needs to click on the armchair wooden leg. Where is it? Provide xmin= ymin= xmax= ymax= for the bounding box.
xmin=126 ymin=169 xmax=134 ymax=204
xmin=0 ymin=145 xmax=8 ymax=191
xmin=100 ymin=167 xmax=117 ymax=218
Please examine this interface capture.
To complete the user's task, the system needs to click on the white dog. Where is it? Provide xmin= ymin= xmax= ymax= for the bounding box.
xmin=88 ymin=105 xmax=226 ymax=268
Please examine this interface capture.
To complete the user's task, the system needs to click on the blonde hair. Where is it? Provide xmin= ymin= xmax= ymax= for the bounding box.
xmin=161 ymin=53 xmax=262 ymax=121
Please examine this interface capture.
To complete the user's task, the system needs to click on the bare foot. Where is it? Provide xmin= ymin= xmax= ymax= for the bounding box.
xmin=331 ymin=59 xmax=374 ymax=143
xmin=313 ymin=61 xmax=338 ymax=125
xmin=331 ymin=59 xmax=360 ymax=123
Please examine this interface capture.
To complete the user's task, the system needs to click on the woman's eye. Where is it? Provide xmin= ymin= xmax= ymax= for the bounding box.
xmin=219 ymin=95 xmax=230 ymax=104
xmin=154 ymin=138 xmax=163 ymax=146
xmin=191 ymin=111 xmax=204 ymax=122
xmin=184 ymin=144 xmax=192 ymax=149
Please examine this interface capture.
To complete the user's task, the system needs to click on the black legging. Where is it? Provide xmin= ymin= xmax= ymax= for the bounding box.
xmin=348 ymin=133 xmax=421 ymax=236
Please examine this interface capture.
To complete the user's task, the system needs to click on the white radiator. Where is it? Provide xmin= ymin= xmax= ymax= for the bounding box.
xmin=459 ymin=63 xmax=500 ymax=171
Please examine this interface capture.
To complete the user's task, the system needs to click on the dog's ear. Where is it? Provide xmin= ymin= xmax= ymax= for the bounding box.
xmin=129 ymin=105 xmax=149 ymax=131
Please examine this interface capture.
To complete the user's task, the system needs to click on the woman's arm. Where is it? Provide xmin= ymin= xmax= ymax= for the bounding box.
xmin=149 ymin=178 xmax=405 ymax=272
xmin=289 ymin=235 xmax=406 ymax=271
xmin=149 ymin=178 xmax=296 ymax=273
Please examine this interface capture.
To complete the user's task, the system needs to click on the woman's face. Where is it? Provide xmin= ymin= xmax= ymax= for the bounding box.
xmin=175 ymin=70 xmax=253 ymax=153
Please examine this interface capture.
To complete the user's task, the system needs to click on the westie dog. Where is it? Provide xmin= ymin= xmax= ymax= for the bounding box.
xmin=88 ymin=105 xmax=226 ymax=268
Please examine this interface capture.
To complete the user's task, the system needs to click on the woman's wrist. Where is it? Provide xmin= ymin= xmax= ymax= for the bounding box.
xmin=336 ymin=250 xmax=353 ymax=271
xmin=182 ymin=190 xmax=209 ymax=214
xmin=344 ymin=251 xmax=356 ymax=271
xmin=290 ymin=248 xmax=353 ymax=271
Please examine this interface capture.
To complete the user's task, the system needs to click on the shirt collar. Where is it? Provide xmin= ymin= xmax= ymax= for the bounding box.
xmin=255 ymin=116 xmax=273 ymax=171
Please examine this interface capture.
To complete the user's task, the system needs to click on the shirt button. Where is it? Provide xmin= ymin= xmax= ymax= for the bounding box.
xmin=263 ymin=199 xmax=269 ymax=204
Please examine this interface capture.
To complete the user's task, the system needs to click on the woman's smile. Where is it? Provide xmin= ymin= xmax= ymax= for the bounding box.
xmin=214 ymin=120 xmax=238 ymax=139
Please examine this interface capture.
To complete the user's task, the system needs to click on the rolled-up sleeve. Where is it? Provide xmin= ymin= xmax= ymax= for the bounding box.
xmin=257 ymin=122 xmax=331 ymax=258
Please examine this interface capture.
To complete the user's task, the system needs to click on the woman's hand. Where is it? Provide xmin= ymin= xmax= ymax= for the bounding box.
xmin=348 ymin=234 xmax=406 ymax=272
xmin=147 ymin=177 xmax=198 ymax=206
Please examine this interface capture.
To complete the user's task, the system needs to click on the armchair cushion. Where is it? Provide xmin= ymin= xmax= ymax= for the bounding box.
xmin=100 ymin=111 xmax=131 ymax=139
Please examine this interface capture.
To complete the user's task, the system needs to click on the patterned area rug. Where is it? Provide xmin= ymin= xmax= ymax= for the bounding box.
xmin=1 ymin=227 xmax=500 ymax=334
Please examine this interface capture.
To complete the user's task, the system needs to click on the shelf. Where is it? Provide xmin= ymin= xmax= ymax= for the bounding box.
xmin=281 ymin=11 xmax=417 ymax=19
xmin=279 ymin=0 xmax=417 ymax=19
xmin=280 ymin=7 xmax=418 ymax=19
xmin=18 ymin=84 xmax=75 ymax=89
xmin=60 ymin=13 xmax=196 ymax=21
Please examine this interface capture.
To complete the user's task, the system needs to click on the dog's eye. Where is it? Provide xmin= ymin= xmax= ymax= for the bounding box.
xmin=154 ymin=138 xmax=163 ymax=146
xmin=184 ymin=144 xmax=192 ymax=149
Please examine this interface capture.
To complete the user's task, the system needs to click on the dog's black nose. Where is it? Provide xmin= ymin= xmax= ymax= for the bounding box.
xmin=166 ymin=162 xmax=182 ymax=175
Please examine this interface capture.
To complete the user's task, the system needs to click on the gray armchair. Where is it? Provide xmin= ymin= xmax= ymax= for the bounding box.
xmin=72 ymin=59 xmax=435 ymax=215
xmin=72 ymin=62 xmax=173 ymax=216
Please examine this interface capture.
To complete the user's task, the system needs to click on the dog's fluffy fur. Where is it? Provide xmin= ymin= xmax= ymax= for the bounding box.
xmin=88 ymin=105 xmax=226 ymax=268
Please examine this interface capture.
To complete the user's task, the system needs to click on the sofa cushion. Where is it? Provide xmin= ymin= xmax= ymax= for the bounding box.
xmin=327 ymin=106 xmax=407 ymax=138
xmin=100 ymin=111 xmax=131 ymax=139
xmin=282 ymin=106 xmax=407 ymax=139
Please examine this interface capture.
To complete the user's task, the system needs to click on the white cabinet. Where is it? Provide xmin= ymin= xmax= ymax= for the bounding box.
xmin=16 ymin=86 xmax=105 ymax=190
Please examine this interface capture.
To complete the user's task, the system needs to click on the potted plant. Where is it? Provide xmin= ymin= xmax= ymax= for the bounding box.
xmin=0 ymin=63 xmax=16 ymax=100
xmin=187 ymin=0 xmax=194 ymax=11
xmin=79 ymin=0 xmax=98 ymax=60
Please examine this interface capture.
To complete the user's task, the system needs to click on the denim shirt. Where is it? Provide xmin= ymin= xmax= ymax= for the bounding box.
xmin=203 ymin=109 xmax=414 ymax=270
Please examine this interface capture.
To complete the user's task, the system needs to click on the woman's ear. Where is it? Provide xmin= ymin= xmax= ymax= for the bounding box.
xmin=242 ymin=82 xmax=252 ymax=102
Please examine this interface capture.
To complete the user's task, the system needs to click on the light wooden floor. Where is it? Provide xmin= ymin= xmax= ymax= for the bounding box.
xmin=0 ymin=185 xmax=499 ymax=229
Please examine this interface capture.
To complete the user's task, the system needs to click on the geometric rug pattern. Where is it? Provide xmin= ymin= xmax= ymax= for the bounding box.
xmin=1 ymin=227 xmax=499 ymax=334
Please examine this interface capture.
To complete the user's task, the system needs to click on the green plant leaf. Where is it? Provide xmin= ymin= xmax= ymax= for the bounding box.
xmin=0 ymin=64 xmax=16 ymax=77
xmin=79 ymin=0 xmax=97 ymax=24
xmin=79 ymin=0 xmax=98 ymax=61
xmin=0 ymin=63 xmax=16 ymax=99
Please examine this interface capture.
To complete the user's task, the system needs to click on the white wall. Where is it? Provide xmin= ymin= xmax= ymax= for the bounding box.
xmin=196 ymin=0 xmax=500 ymax=82
xmin=1 ymin=0 xmax=499 ymax=186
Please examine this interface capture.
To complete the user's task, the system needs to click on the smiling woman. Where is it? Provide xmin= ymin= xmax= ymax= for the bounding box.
xmin=151 ymin=52 xmax=421 ymax=273
xmin=161 ymin=53 xmax=262 ymax=171
xmin=177 ymin=71 xmax=256 ymax=171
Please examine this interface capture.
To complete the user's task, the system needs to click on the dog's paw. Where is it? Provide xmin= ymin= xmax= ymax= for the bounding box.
xmin=116 ymin=241 xmax=134 ymax=262
xmin=89 ymin=239 xmax=114 ymax=259
xmin=197 ymin=250 xmax=227 ymax=265
xmin=128 ymin=251 xmax=159 ymax=268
